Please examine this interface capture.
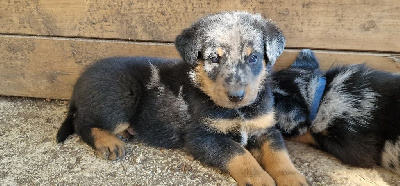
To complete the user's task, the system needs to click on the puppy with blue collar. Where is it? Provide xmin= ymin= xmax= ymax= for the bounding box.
xmin=273 ymin=49 xmax=400 ymax=175
xmin=57 ymin=12 xmax=308 ymax=185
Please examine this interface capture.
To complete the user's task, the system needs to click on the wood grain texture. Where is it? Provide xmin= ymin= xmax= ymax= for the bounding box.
xmin=1 ymin=36 xmax=399 ymax=99
xmin=0 ymin=36 xmax=178 ymax=99
xmin=1 ymin=0 xmax=399 ymax=52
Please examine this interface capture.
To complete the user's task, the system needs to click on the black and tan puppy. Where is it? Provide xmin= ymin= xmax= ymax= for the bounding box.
xmin=57 ymin=12 xmax=308 ymax=185
xmin=273 ymin=49 xmax=400 ymax=175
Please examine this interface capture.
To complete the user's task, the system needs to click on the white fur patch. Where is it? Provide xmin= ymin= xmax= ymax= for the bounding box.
xmin=272 ymin=88 xmax=289 ymax=96
xmin=240 ymin=130 xmax=249 ymax=146
xmin=204 ymin=13 xmax=264 ymax=56
xmin=276 ymin=109 xmax=305 ymax=133
xmin=201 ymin=12 xmax=264 ymax=65
xmin=294 ymin=77 xmax=308 ymax=102
xmin=294 ymin=73 xmax=320 ymax=108
xmin=188 ymin=69 xmax=199 ymax=86
xmin=146 ymin=63 xmax=161 ymax=90
xmin=381 ymin=138 xmax=400 ymax=174
xmin=306 ymin=76 xmax=319 ymax=106
xmin=311 ymin=66 xmax=379 ymax=133
xmin=177 ymin=86 xmax=189 ymax=113
xmin=203 ymin=62 xmax=219 ymax=75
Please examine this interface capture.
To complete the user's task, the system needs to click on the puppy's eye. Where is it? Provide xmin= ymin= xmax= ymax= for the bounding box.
xmin=248 ymin=54 xmax=258 ymax=63
xmin=210 ymin=56 xmax=220 ymax=63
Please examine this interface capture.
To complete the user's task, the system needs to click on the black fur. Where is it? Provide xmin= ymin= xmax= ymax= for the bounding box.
xmin=56 ymin=55 xmax=274 ymax=166
xmin=56 ymin=104 xmax=76 ymax=142
xmin=273 ymin=49 xmax=400 ymax=174
xmin=56 ymin=12 xmax=309 ymax=185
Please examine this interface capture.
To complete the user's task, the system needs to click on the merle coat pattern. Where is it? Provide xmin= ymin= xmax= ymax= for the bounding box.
xmin=273 ymin=49 xmax=400 ymax=175
xmin=57 ymin=12 xmax=308 ymax=185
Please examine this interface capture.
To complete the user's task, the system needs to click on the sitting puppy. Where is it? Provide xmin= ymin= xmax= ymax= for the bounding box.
xmin=57 ymin=12 xmax=308 ymax=185
xmin=273 ymin=49 xmax=400 ymax=175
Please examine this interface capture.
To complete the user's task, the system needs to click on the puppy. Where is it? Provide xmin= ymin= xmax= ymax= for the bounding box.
xmin=57 ymin=12 xmax=308 ymax=185
xmin=273 ymin=49 xmax=400 ymax=175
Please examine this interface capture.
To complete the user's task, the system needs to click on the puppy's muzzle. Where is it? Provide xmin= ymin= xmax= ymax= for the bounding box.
xmin=227 ymin=90 xmax=245 ymax=102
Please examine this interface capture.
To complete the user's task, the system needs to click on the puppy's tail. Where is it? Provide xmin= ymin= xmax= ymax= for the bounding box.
xmin=292 ymin=49 xmax=320 ymax=70
xmin=56 ymin=103 xmax=76 ymax=143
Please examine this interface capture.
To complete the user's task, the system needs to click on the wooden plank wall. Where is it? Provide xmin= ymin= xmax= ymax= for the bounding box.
xmin=1 ymin=0 xmax=399 ymax=99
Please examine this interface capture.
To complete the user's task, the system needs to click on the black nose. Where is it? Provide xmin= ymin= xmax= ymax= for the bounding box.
xmin=227 ymin=91 xmax=245 ymax=102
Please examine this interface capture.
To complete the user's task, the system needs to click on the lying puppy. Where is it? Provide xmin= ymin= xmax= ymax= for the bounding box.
xmin=273 ymin=49 xmax=400 ymax=175
xmin=57 ymin=12 xmax=307 ymax=185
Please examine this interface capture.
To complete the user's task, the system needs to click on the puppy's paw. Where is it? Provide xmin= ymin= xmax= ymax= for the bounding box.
xmin=274 ymin=171 xmax=309 ymax=186
xmin=92 ymin=128 xmax=126 ymax=160
xmin=257 ymin=139 xmax=309 ymax=186
xmin=237 ymin=170 xmax=275 ymax=186
xmin=95 ymin=138 xmax=125 ymax=160
xmin=228 ymin=151 xmax=276 ymax=186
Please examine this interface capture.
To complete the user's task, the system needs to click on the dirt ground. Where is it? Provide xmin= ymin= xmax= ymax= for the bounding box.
xmin=1 ymin=96 xmax=399 ymax=185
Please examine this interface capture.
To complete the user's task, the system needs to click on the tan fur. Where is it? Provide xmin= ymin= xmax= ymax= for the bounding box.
xmin=195 ymin=61 xmax=237 ymax=108
xmin=206 ymin=111 xmax=276 ymax=134
xmin=206 ymin=118 xmax=240 ymax=134
xmin=246 ymin=47 xmax=253 ymax=56
xmin=91 ymin=128 xmax=125 ymax=160
xmin=256 ymin=141 xmax=308 ymax=186
xmin=227 ymin=150 xmax=275 ymax=186
xmin=288 ymin=131 xmax=317 ymax=146
xmin=194 ymin=61 xmax=224 ymax=102
xmin=216 ymin=47 xmax=224 ymax=57
xmin=242 ymin=111 xmax=276 ymax=132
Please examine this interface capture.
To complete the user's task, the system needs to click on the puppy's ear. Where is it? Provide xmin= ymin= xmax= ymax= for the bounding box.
xmin=291 ymin=49 xmax=320 ymax=70
xmin=263 ymin=22 xmax=286 ymax=67
xmin=175 ymin=27 xmax=202 ymax=67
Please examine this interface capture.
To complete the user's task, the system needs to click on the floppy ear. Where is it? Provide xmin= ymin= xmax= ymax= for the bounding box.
xmin=175 ymin=27 xmax=202 ymax=67
xmin=291 ymin=49 xmax=320 ymax=70
xmin=263 ymin=21 xmax=286 ymax=67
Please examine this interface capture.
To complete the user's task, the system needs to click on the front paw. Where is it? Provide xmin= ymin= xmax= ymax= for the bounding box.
xmin=274 ymin=171 xmax=309 ymax=186
xmin=227 ymin=151 xmax=276 ymax=186
xmin=237 ymin=170 xmax=275 ymax=186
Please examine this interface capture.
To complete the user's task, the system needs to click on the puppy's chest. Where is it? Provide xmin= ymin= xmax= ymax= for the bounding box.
xmin=205 ymin=110 xmax=276 ymax=145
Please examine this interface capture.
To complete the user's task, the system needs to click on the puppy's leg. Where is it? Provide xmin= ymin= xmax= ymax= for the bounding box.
xmin=248 ymin=127 xmax=308 ymax=186
xmin=185 ymin=126 xmax=275 ymax=186
xmin=75 ymin=116 xmax=130 ymax=160
xmin=287 ymin=131 xmax=317 ymax=146
xmin=227 ymin=150 xmax=275 ymax=186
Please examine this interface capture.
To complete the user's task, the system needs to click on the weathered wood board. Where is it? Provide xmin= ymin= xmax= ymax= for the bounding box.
xmin=1 ymin=0 xmax=399 ymax=99
xmin=1 ymin=35 xmax=399 ymax=99
xmin=1 ymin=0 xmax=399 ymax=52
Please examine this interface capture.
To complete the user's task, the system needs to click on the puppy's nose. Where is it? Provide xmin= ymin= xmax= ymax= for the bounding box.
xmin=227 ymin=90 xmax=245 ymax=102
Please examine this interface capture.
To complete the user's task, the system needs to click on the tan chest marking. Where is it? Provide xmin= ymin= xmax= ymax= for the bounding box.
xmin=206 ymin=111 xmax=276 ymax=134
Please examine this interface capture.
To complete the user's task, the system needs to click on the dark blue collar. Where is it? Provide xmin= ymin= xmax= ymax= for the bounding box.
xmin=309 ymin=77 xmax=326 ymax=121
